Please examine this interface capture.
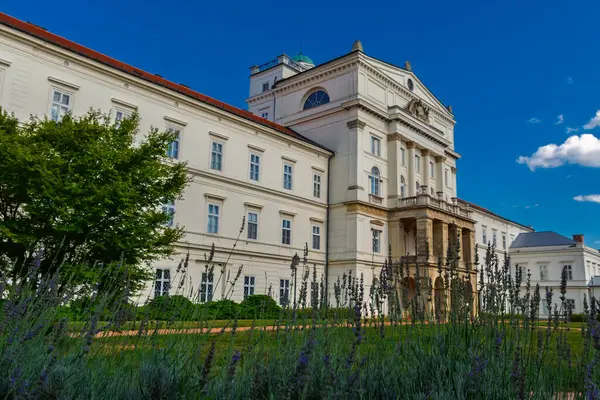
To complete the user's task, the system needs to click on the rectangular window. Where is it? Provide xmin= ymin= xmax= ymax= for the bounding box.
xmin=115 ymin=109 xmax=131 ymax=127
xmin=313 ymin=173 xmax=322 ymax=198
xmin=540 ymin=265 xmax=548 ymax=281
xmin=370 ymin=136 xmax=381 ymax=156
xmin=279 ymin=279 xmax=290 ymax=306
xmin=565 ymin=265 xmax=573 ymax=280
xmin=50 ymin=89 xmax=72 ymax=122
xmin=162 ymin=201 xmax=175 ymax=227
xmin=482 ymin=226 xmax=487 ymax=245
xmin=502 ymin=233 xmax=507 ymax=250
xmin=249 ymin=153 xmax=260 ymax=181
xmin=283 ymin=163 xmax=293 ymax=190
xmin=262 ymin=82 xmax=269 ymax=92
xmin=247 ymin=212 xmax=258 ymax=240
xmin=244 ymin=276 xmax=255 ymax=299
xmin=430 ymin=162 xmax=434 ymax=178
xmin=492 ymin=229 xmax=497 ymax=246
xmin=166 ymin=127 xmax=180 ymax=159
xmin=200 ymin=272 xmax=214 ymax=303
xmin=207 ymin=203 xmax=220 ymax=234
xmin=445 ymin=169 xmax=449 ymax=187
xmin=281 ymin=219 xmax=292 ymax=245
xmin=565 ymin=299 xmax=575 ymax=313
xmin=415 ymin=155 xmax=421 ymax=173
xmin=154 ymin=269 xmax=170 ymax=297
xmin=312 ymin=225 xmax=321 ymax=250
xmin=372 ymin=229 xmax=381 ymax=253
xmin=210 ymin=141 xmax=223 ymax=171
xmin=401 ymin=148 xmax=406 ymax=165
xmin=261 ymin=111 xmax=268 ymax=119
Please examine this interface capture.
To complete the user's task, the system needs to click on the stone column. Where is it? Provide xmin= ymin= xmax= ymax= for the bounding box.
xmin=347 ymin=119 xmax=366 ymax=198
xmin=451 ymin=166 xmax=457 ymax=197
xmin=455 ymin=226 xmax=463 ymax=266
xmin=422 ymin=149 xmax=431 ymax=192
xmin=386 ymin=134 xmax=402 ymax=199
xmin=407 ymin=142 xmax=416 ymax=197
xmin=416 ymin=217 xmax=433 ymax=262
xmin=435 ymin=156 xmax=445 ymax=194
xmin=389 ymin=219 xmax=406 ymax=259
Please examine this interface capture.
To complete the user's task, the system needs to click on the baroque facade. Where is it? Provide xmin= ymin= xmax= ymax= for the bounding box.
xmin=0 ymin=13 xmax=541 ymax=314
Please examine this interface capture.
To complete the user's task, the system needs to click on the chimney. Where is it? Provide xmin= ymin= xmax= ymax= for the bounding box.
xmin=573 ymin=234 xmax=584 ymax=244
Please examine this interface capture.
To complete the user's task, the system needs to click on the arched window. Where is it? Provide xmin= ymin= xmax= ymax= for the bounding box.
xmin=416 ymin=181 xmax=421 ymax=194
xmin=400 ymin=176 xmax=406 ymax=199
xmin=370 ymin=167 xmax=380 ymax=196
xmin=303 ymin=90 xmax=330 ymax=110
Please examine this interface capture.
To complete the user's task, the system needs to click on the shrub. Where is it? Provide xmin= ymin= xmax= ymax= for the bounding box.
xmin=145 ymin=295 xmax=195 ymax=320
xmin=240 ymin=295 xmax=281 ymax=319
xmin=202 ymin=299 xmax=240 ymax=320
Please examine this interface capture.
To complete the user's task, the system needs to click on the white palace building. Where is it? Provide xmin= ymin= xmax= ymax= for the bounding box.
xmin=1 ymin=13 xmax=596 ymax=313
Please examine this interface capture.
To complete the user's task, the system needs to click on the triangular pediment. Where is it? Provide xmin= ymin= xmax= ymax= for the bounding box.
xmin=362 ymin=56 xmax=453 ymax=118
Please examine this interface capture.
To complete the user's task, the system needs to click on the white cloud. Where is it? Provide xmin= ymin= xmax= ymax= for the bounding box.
xmin=534 ymin=204 xmax=539 ymax=207
xmin=594 ymin=240 xmax=600 ymax=244
xmin=517 ymin=134 xmax=600 ymax=170
xmin=566 ymin=127 xmax=579 ymax=134
xmin=583 ymin=110 xmax=600 ymax=130
xmin=555 ymin=114 xmax=564 ymax=125
xmin=526 ymin=117 xmax=542 ymax=124
xmin=573 ymin=194 xmax=600 ymax=204
xmin=525 ymin=205 xmax=530 ymax=209
xmin=566 ymin=76 xmax=573 ymax=84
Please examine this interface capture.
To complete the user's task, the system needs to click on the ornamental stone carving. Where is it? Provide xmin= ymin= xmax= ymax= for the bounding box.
xmin=404 ymin=60 xmax=412 ymax=71
xmin=406 ymin=98 xmax=430 ymax=123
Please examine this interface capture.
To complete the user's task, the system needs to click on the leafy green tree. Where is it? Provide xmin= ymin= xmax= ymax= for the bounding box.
xmin=0 ymin=108 xmax=187 ymax=295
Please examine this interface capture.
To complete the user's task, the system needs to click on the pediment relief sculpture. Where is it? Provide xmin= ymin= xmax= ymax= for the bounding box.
xmin=406 ymin=98 xmax=430 ymax=124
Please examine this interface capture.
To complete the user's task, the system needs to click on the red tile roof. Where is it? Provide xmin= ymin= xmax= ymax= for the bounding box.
xmin=0 ymin=13 xmax=331 ymax=153
xmin=457 ymin=198 xmax=533 ymax=231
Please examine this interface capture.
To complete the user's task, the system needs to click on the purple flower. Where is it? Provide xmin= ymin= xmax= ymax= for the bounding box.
xmin=298 ymin=351 xmax=309 ymax=367
xmin=231 ymin=350 xmax=241 ymax=364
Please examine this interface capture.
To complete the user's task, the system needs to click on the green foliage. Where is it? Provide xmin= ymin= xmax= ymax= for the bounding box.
xmin=0 ymin=108 xmax=187 ymax=295
xmin=203 ymin=299 xmax=240 ymax=320
xmin=240 ymin=294 xmax=282 ymax=319
xmin=144 ymin=295 xmax=195 ymax=320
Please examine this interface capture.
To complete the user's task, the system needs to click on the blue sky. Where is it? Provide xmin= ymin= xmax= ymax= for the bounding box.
xmin=3 ymin=0 xmax=599 ymax=245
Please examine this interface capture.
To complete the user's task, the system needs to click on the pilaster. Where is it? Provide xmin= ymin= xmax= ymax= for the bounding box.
xmin=435 ymin=156 xmax=446 ymax=193
xmin=451 ymin=166 xmax=457 ymax=197
xmin=416 ymin=217 xmax=433 ymax=261
xmin=422 ymin=149 xmax=431 ymax=191
xmin=389 ymin=220 xmax=406 ymax=259
xmin=347 ymin=119 xmax=366 ymax=198
xmin=407 ymin=142 xmax=416 ymax=197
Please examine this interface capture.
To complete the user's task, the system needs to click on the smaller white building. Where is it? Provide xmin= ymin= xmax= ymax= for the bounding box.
xmin=510 ymin=232 xmax=600 ymax=316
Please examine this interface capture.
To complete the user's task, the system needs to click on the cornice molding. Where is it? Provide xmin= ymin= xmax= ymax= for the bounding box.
xmin=47 ymin=76 xmax=80 ymax=91
xmin=0 ymin=58 xmax=11 ymax=67
xmin=346 ymin=119 xmax=366 ymax=130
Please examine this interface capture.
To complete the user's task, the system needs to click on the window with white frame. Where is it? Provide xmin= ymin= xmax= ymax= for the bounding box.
xmin=482 ymin=226 xmax=487 ymax=244
xmin=430 ymin=162 xmax=434 ymax=178
xmin=565 ymin=265 xmax=573 ymax=280
xmin=369 ymin=167 xmax=380 ymax=196
xmin=247 ymin=211 xmax=258 ymax=240
xmin=540 ymin=265 xmax=548 ymax=281
xmin=244 ymin=276 xmax=255 ymax=298
xmin=401 ymin=148 xmax=406 ymax=165
xmin=166 ymin=127 xmax=180 ymax=159
xmin=312 ymin=225 xmax=321 ymax=250
xmin=313 ymin=173 xmax=322 ymax=198
xmin=262 ymin=82 xmax=270 ymax=92
xmin=162 ymin=201 xmax=175 ymax=227
xmin=207 ymin=203 xmax=220 ymax=234
xmin=50 ymin=89 xmax=72 ymax=122
xmin=502 ymin=233 xmax=507 ymax=250
xmin=283 ymin=163 xmax=293 ymax=190
xmin=249 ymin=153 xmax=260 ymax=181
xmin=115 ymin=109 xmax=131 ymax=127
xmin=199 ymin=272 xmax=214 ymax=302
xmin=565 ymin=299 xmax=575 ymax=312
xmin=492 ymin=229 xmax=497 ymax=246
xmin=154 ymin=269 xmax=170 ymax=297
xmin=279 ymin=279 xmax=290 ymax=306
xmin=281 ymin=219 xmax=292 ymax=245
xmin=261 ymin=111 xmax=268 ymax=119
xmin=372 ymin=229 xmax=381 ymax=253
xmin=370 ymin=136 xmax=381 ymax=156
xmin=415 ymin=155 xmax=421 ymax=172
xmin=210 ymin=140 xmax=223 ymax=171
xmin=400 ymin=176 xmax=406 ymax=199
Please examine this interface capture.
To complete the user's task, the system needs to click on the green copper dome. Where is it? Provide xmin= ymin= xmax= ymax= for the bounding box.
xmin=292 ymin=52 xmax=314 ymax=65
